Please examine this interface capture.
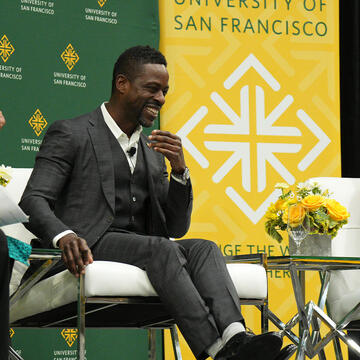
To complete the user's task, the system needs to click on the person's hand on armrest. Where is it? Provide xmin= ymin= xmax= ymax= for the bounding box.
xmin=58 ymin=233 xmax=93 ymax=277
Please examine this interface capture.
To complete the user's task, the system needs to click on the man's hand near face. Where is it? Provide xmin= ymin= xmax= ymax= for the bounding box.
xmin=148 ymin=130 xmax=186 ymax=175
xmin=0 ymin=111 xmax=5 ymax=130
xmin=58 ymin=233 xmax=93 ymax=277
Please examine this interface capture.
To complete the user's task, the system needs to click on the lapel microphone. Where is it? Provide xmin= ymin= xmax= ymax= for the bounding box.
xmin=127 ymin=147 xmax=136 ymax=157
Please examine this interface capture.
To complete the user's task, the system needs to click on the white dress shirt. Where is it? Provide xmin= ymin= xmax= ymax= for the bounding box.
xmin=101 ymin=102 xmax=142 ymax=174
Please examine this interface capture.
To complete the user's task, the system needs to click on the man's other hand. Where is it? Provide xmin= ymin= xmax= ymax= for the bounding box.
xmin=58 ymin=233 xmax=93 ymax=277
xmin=0 ymin=111 xmax=6 ymax=129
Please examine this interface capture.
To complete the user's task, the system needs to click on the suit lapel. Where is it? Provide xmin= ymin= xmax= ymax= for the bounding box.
xmin=140 ymin=134 xmax=168 ymax=236
xmin=87 ymin=114 xmax=168 ymax=234
xmin=140 ymin=133 xmax=162 ymax=181
xmin=87 ymin=108 xmax=115 ymax=213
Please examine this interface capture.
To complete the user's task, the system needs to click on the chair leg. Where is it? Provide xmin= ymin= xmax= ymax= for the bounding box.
xmin=77 ymin=274 xmax=86 ymax=360
xmin=260 ymin=303 xmax=269 ymax=333
xmin=170 ymin=325 xmax=182 ymax=360
xmin=148 ymin=329 xmax=157 ymax=360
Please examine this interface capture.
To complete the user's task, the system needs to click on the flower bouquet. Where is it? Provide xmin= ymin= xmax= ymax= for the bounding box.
xmin=0 ymin=165 xmax=12 ymax=187
xmin=265 ymin=182 xmax=350 ymax=243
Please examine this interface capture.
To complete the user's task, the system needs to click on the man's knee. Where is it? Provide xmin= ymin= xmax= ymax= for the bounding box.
xmin=182 ymin=238 xmax=222 ymax=256
xmin=201 ymin=239 xmax=218 ymax=251
xmin=147 ymin=238 xmax=187 ymax=276
xmin=152 ymin=238 xmax=222 ymax=266
xmin=153 ymin=238 xmax=185 ymax=260
xmin=157 ymin=238 xmax=180 ymax=249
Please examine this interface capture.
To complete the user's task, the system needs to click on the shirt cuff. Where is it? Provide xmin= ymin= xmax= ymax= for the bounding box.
xmin=171 ymin=173 xmax=189 ymax=185
xmin=52 ymin=230 xmax=76 ymax=248
xmin=171 ymin=167 xmax=190 ymax=185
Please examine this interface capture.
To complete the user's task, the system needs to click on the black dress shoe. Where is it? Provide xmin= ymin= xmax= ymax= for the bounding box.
xmin=273 ymin=344 xmax=297 ymax=360
xmin=215 ymin=331 xmax=283 ymax=360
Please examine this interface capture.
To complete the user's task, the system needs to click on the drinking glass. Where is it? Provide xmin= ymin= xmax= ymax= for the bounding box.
xmin=287 ymin=204 xmax=310 ymax=255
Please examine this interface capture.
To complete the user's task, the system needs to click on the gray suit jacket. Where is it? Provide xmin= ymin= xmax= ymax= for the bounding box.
xmin=20 ymin=107 xmax=193 ymax=249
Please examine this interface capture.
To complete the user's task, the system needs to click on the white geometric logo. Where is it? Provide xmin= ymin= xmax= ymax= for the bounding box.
xmin=177 ymin=54 xmax=330 ymax=224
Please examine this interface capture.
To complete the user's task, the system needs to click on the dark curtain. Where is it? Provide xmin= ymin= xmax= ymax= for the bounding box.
xmin=340 ymin=0 xmax=360 ymax=177
xmin=341 ymin=5 xmax=360 ymax=357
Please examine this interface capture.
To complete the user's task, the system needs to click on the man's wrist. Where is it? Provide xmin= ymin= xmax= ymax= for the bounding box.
xmin=171 ymin=167 xmax=190 ymax=185
xmin=53 ymin=230 xmax=77 ymax=248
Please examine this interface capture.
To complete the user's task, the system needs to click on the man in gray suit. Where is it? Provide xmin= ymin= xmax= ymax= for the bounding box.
xmin=20 ymin=46 xmax=294 ymax=360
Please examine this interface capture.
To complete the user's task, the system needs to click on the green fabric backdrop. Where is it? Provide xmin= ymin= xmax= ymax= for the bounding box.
xmin=0 ymin=0 xmax=160 ymax=166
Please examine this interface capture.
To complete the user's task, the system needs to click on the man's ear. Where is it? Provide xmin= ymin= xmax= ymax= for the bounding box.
xmin=115 ymin=74 xmax=129 ymax=94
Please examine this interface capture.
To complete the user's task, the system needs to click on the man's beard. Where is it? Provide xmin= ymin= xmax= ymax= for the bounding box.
xmin=138 ymin=115 xmax=153 ymax=128
xmin=136 ymin=102 xmax=159 ymax=128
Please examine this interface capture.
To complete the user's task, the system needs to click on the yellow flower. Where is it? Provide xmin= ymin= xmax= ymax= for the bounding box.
xmin=301 ymin=195 xmax=326 ymax=211
xmin=287 ymin=204 xmax=306 ymax=227
xmin=274 ymin=199 xmax=286 ymax=211
xmin=286 ymin=198 xmax=297 ymax=206
xmin=326 ymin=199 xmax=350 ymax=221
xmin=282 ymin=208 xmax=289 ymax=224
xmin=267 ymin=203 xmax=276 ymax=213
xmin=267 ymin=212 xmax=279 ymax=221
xmin=265 ymin=204 xmax=277 ymax=220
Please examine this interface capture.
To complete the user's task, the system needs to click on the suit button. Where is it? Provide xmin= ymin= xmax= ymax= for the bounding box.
xmin=132 ymin=196 xmax=136 ymax=202
xmin=131 ymin=216 xmax=135 ymax=222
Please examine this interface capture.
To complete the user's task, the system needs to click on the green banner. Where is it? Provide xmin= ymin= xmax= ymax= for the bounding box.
xmin=0 ymin=0 xmax=160 ymax=166
xmin=11 ymin=328 xmax=163 ymax=360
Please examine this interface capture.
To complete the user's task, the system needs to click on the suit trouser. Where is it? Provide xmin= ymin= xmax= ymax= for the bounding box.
xmin=0 ymin=229 xmax=9 ymax=360
xmin=91 ymin=232 xmax=244 ymax=360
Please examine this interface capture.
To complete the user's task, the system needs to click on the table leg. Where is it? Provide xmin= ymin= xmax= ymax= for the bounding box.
xmin=265 ymin=307 xmax=300 ymax=345
xmin=290 ymin=265 xmax=307 ymax=329
xmin=314 ymin=271 xmax=331 ymax=360
xmin=333 ymin=337 xmax=343 ymax=360
xmin=297 ymin=329 xmax=310 ymax=360
xmin=318 ymin=271 xmax=331 ymax=311
xmin=290 ymin=264 xmax=313 ymax=359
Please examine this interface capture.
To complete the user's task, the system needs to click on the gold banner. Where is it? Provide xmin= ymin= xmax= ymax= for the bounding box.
xmin=160 ymin=0 xmax=340 ymax=358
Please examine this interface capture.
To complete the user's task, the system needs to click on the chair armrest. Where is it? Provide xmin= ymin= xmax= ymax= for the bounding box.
xmin=29 ymin=247 xmax=62 ymax=260
xmin=10 ymin=248 xmax=62 ymax=307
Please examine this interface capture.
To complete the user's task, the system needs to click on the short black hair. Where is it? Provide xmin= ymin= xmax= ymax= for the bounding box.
xmin=111 ymin=45 xmax=167 ymax=94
